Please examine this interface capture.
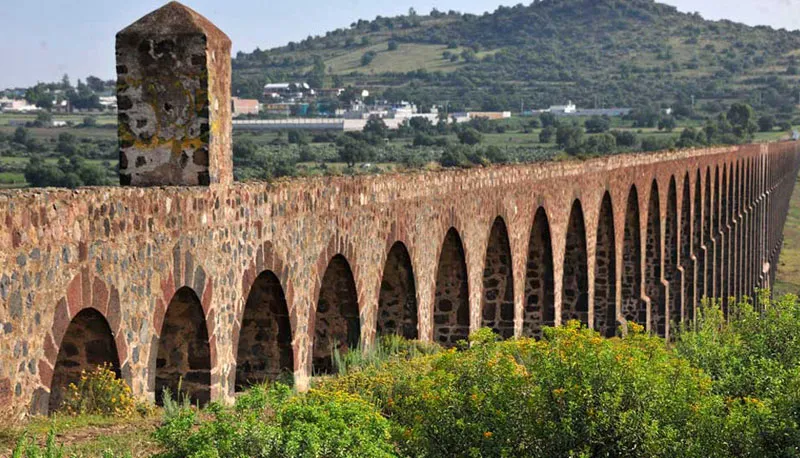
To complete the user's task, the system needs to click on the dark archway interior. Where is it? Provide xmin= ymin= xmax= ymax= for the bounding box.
xmin=664 ymin=178 xmax=680 ymax=332
xmin=236 ymin=271 xmax=294 ymax=391
xmin=645 ymin=182 xmax=664 ymax=335
xmin=313 ymin=254 xmax=360 ymax=374
xmin=49 ymin=308 xmax=120 ymax=413
xmin=482 ymin=217 xmax=515 ymax=339
xmin=562 ymin=200 xmax=589 ymax=326
xmin=378 ymin=242 xmax=419 ymax=339
xmin=680 ymin=176 xmax=693 ymax=323
xmin=156 ymin=286 xmax=210 ymax=406
xmin=434 ymin=228 xmax=470 ymax=347
xmin=621 ymin=187 xmax=645 ymax=326
xmin=523 ymin=208 xmax=555 ymax=338
xmin=595 ymin=194 xmax=617 ymax=337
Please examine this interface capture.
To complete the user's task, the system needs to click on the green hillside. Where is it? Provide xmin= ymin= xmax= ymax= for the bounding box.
xmin=232 ymin=0 xmax=800 ymax=115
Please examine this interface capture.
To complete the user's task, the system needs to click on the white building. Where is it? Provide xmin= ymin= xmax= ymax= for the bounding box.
xmin=549 ymin=101 xmax=577 ymax=114
xmin=0 ymin=98 xmax=38 ymax=112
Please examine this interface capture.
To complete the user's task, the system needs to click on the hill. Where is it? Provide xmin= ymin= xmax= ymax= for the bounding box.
xmin=232 ymin=0 xmax=800 ymax=116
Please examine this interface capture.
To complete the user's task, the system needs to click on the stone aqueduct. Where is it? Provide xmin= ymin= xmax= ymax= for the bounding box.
xmin=1 ymin=3 xmax=800 ymax=418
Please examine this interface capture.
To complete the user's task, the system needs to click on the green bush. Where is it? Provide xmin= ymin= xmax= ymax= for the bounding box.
xmin=154 ymin=384 xmax=394 ymax=458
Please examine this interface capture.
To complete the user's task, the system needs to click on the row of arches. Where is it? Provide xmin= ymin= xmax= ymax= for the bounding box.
xmin=45 ymin=156 xmax=786 ymax=411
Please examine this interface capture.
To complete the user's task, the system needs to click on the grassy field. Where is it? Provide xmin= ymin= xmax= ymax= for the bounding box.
xmin=0 ymin=113 xmax=117 ymax=126
xmin=774 ymin=174 xmax=800 ymax=296
xmin=326 ymin=43 xmax=464 ymax=75
xmin=0 ymin=413 xmax=160 ymax=457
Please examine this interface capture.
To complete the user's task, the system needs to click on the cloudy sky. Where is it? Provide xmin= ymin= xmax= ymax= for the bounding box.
xmin=1 ymin=0 xmax=799 ymax=89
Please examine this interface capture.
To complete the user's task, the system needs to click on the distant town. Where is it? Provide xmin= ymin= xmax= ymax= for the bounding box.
xmin=1 ymin=78 xmax=632 ymax=132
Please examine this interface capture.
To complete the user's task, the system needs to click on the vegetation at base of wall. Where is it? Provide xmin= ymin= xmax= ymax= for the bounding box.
xmin=140 ymin=291 xmax=800 ymax=457
xmin=59 ymin=364 xmax=142 ymax=418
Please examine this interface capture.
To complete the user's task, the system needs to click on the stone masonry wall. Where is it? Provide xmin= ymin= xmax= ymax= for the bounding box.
xmin=0 ymin=142 xmax=798 ymax=419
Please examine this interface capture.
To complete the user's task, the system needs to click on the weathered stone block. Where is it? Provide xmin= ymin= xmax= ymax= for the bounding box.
xmin=116 ymin=2 xmax=232 ymax=186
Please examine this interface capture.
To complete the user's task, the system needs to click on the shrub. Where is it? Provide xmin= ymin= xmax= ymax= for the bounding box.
xmin=154 ymin=384 xmax=394 ymax=458
xmin=60 ymin=364 xmax=136 ymax=417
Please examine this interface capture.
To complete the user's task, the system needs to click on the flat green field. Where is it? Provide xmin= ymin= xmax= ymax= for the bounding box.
xmin=774 ymin=175 xmax=800 ymax=296
xmin=0 ymin=112 xmax=117 ymax=126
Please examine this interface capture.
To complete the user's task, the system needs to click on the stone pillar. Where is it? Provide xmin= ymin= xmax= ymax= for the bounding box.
xmin=116 ymin=2 xmax=232 ymax=186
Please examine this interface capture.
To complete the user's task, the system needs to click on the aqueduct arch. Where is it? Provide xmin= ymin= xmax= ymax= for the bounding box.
xmin=434 ymin=228 xmax=470 ymax=347
xmin=523 ymin=207 xmax=555 ymax=338
xmin=154 ymin=286 xmax=211 ymax=405
xmin=481 ymin=217 xmax=515 ymax=339
xmin=378 ymin=242 xmax=419 ymax=339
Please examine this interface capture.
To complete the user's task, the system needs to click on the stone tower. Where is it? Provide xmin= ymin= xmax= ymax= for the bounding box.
xmin=116 ymin=2 xmax=232 ymax=186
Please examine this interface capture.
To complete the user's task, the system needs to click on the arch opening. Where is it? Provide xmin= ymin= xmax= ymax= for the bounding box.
xmin=702 ymin=168 xmax=712 ymax=299
xmin=645 ymin=181 xmax=664 ymax=335
xmin=594 ymin=193 xmax=617 ymax=337
xmin=48 ymin=308 xmax=120 ymax=413
xmin=235 ymin=271 xmax=293 ymax=391
xmin=680 ymin=175 xmax=693 ymax=324
xmin=434 ymin=228 xmax=470 ymax=347
xmin=692 ymin=171 xmax=703 ymax=320
xmin=562 ymin=200 xmax=589 ymax=326
xmin=481 ymin=217 xmax=515 ymax=339
xmin=664 ymin=177 xmax=679 ymax=332
xmin=523 ymin=208 xmax=555 ymax=338
xmin=378 ymin=242 xmax=419 ymax=339
xmin=313 ymin=254 xmax=360 ymax=374
xmin=621 ymin=186 xmax=645 ymax=326
xmin=155 ymin=286 xmax=211 ymax=406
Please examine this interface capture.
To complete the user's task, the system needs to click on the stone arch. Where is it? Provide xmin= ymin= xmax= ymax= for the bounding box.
xmin=235 ymin=271 xmax=293 ymax=391
xmin=562 ymin=200 xmax=589 ymax=326
xmin=481 ymin=217 xmax=515 ymax=339
xmin=692 ymin=169 xmax=703 ymax=318
xmin=48 ymin=308 xmax=121 ymax=413
xmin=680 ymin=173 xmax=693 ymax=324
xmin=664 ymin=177 xmax=679 ymax=336
xmin=434 ymin=228 xmax=470 ymax=347
xmin=645 ymin=180 xmax=663 ymax=334
xmin=594 ymin=192 xmax=616 ymax=337
xmin=703 ymin=168 xmax=712 ymax=299
xmin=34 ymin=271 xmax=127 ymax=415
xmin=720 ymin=165 xmax=728 ymax=312
xmin=312 ymin=254 xmax=360 ymax=374
xmin=711 ymin=166 xmax=720 ymax=300
xmin=155 ymin=286 xmax=211 ymax=405
xmin=621 ymin=185 xmax=645 ymax=326
xmin=377 ymin=241 xmax=419 ymax=339
xmin=523 ymin=207 xmax=555 ymax=338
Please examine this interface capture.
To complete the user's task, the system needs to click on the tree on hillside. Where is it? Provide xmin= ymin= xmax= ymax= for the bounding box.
xmin=727 ymin=103 xmax=758 ymax=138
xmin=758 ymin=115 xmax=775 ymax=132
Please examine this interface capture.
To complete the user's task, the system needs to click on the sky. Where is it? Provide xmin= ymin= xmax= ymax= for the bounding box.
xmin=2 ymin=0 xmax=799 ymax=89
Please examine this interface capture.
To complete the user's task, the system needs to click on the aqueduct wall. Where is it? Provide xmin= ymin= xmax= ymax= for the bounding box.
xmin=1 ymin=3 xmax=799 ymax=418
